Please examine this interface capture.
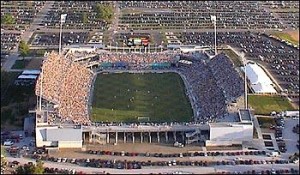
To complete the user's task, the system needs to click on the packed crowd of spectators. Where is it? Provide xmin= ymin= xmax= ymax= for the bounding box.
xmin=208 ymin=53 xmax=244 ymax=102
xmin=59 ymin=63 xmax=94 ymax=125
xmin=31 ymin=32 xmax=89 ymax=46
xmin=35 ymin=53 xmax=70 ymax=104
xmin=35 ymin=52 xmax=94 ymax=125
xmin=118 ymin=1 xmax=285 ymax=30
xmin=1 ymin=1 xmax=45 ymax=30
xmin=178 ymin=59 xmax=227 ymax=122
xmin=177 ymin=31 xmax=299 ymax=96
xmin=0 ymin=32 xmax=21 ymax=52
xmin=97 ymin=51 xmax=176 ymax=69
xmin=43 ymin=1 xmax=113 ymax=30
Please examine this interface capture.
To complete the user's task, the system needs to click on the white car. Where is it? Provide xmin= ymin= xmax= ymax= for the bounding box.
xmin=3 ymin=141 xmax=14 ymax=146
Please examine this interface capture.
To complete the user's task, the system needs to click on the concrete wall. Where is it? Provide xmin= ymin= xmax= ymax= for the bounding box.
xmin=36 ymin=126 xmax=60 ymax=147
xmin=209 ymin=123 xmax=253 ymax=142
xmin=206 ymin=140 xmax=242 ymax=146
xmin=58 ymin=141 xmax=82 ymax=148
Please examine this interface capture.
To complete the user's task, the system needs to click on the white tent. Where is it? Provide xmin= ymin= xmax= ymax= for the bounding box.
xmin=17 ymin=75 xmax=37 ymax=80
xmin=22 ymin=70 xmax=41 ymax=75
xmin=243 ymin=62 xmax=277 ymax=94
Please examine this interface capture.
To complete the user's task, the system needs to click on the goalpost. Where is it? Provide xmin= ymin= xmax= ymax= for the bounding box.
xmin=138 ymin=117 xmax=150 ymax=122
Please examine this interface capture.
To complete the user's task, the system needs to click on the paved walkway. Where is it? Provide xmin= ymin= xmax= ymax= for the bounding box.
xmin=253 ymin=116 xmax=263 ymax=139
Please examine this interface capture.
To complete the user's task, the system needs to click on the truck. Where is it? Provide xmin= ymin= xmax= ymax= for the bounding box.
xmin=282 ymin=111 xmax=299 ymax=118
xmin=266 ymin=151 xmax=280 ymax=157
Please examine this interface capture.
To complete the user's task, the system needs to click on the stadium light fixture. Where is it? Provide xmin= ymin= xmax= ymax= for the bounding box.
xmin=241 ymin=52 xmax=248 ymax=109
xmin=59 ymin=14 xmax=67 ymax=55
xmin=39 ymin=69 xmax=43 ymax=111
xmin=210 ymin=15 xmax=217 ymax=56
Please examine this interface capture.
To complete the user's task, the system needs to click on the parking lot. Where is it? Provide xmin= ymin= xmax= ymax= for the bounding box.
xmin=42 ymin=1 xmax=112 ymax=30
xmin=29 ymin=32 xmax=90 ymax=46
xmin=118 ymin=1 xmax=294 ymax=31
xmin=282 ymin=118 xmax=299 ymax=155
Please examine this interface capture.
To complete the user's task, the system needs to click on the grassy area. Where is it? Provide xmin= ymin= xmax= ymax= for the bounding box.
xmin=1 ymin=70 xmax=36 ymax=129
xmin=91 ymin=72 xmax=193 ymax=122
xmin=271 ymin=32 xmax=299 ymax=46
xmin=220 ymin=49 xmax=243 ymax=67
xmin=120 ymin=8 xmax=144 ymax=15
xmin=257 ymin=117 xmax=276 ymax=128
xmin=248 ymin=95 xmax=295 ymax=115
xmin=1 ymin=70 xmax=20 ymax=96
xmin=28 ymin=49 xmax=47 ymax=57
xmin=206 ymin=144 xmax=242 ymax=151
xmin=11 ymin=60 xmax=30 ymax=69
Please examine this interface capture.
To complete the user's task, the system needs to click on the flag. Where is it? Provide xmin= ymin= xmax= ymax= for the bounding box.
xmin=61 ymin=14 xmax=67 ymax=23
xmin=211 ymin=15 xmax=216 ymax=22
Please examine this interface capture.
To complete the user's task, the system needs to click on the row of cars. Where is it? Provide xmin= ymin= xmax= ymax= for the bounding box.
xmin=25 ymin=153 xmax=291 ymax=170
xmin=225 ymin=168 xmax=299 ymax=175
xmin=293 ymin=124 xmax=299 ymax=150
xmin=274 ymin=117 xmax=287 ymax=153
xmin=86 ymin=149 xmax=267 ymax=158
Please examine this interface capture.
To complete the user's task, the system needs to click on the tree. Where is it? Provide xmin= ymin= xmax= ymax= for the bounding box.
xmin=34 ymin=160 xmax=44 ymax=174
xmin=1 ymin=14 xmax=15 ymax=24
xmin=15 ymin=161 xmax=44 ymax=174
xmin=18 ymin=40 xmax=30 ymax=68
xmin=82 ymin=12 xmax=88 ymax=24
xmin=19 ymin=40 xmax=30 ymax=58
xmin=16 ymin=166 xmax=26 ymax=174
xmin=94 ymin=3 xmax=114 ymax=23
xmin=15 ymin=164 xmax=35 ymax=174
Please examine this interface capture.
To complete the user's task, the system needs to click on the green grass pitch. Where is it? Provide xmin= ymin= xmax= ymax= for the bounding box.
xmin=91 ymin=72 xmax=193 ymax=122
xmin=248 ymin=95 xmax=295 ymax=115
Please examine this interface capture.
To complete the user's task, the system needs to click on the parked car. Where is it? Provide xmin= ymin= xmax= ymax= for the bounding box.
xmin=4 ymin=140 xmax=14 ymax=146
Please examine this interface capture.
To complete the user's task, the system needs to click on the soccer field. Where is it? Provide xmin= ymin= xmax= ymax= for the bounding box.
xmin=91 ymin=72 xmax=193 ymax=122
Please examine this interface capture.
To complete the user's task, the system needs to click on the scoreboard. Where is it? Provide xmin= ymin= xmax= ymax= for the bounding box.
xmin=126 ymin=35 xmax=150 ymax=47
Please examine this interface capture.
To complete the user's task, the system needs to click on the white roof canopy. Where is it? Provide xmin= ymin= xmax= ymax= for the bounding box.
xmin=243 ymin=62 xmax=277 ymax=94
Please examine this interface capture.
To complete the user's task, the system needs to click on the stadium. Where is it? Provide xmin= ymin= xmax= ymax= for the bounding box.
xmin=34 ymin=45 xmax=254 ymax=149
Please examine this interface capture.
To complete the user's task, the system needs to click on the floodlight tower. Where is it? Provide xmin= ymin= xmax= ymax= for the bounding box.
xmin=241 ymin=52 xmax=248 ymax=109
xmin=211 ymin=15 xmax=217 ymax=56
xmin=39 ymin=70 xmax=43 ymax=111
xmin=59 ymin=14 xmax=67 ymax=55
